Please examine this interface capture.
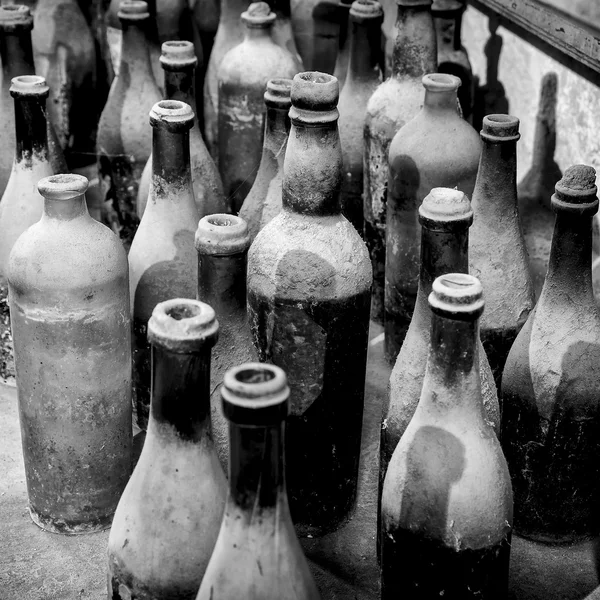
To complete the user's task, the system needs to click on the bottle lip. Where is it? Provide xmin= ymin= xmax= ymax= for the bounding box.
xmin=422 ymin=72 xmax=461 ymax=92
xmin=552 ymin=164 xmax=599 ymax=216
xmin=0 ymin=4 xmax=33 ymax=29
xmin=160 ymin=40 xmax=197 ymax=70
xmin=222 ymin=363 xmax=289 ymax=425
xmin=419 ymin=187 xmax=473 ymax=229
xmin=289 ymin=71 xmax=339 ymax=124
xmin=118 ymin=0 xmax=150 ymax=21
xmin=195 ymin=214 xmax=251 ymax=256
xmin=242 ymin=2 xmax=276 ymax=28
xmin=149 ymin=100 xmax=194 ymax=130
xmin=429 ymin=273 xmax=484 ymax=320
xmin=10 ymin=75 xmax=49 ymax=98
xmin=38 ymin=174 xmax=89 ymax=201
xmin=148 ymin=299 xmax=219 ymax=353
xmin=265 ymin=78 xmax=292 ymax=108
xmin=481 ymin=114 xmax=520 ymax=142
xmin=350 ymin=0 xmax=384 ymax=20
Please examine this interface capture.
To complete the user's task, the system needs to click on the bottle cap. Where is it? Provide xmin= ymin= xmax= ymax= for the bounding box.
xmin=160 ymin=40 xmax=197 ymax=70
xmin=149 ymin=99 xmax=194 ymax=131
xmin=552 ymin=164 xmax=599 ymax=216
xmin=289 ymin=71 xmax=339 ymax=124
xmin=422 ymin=72 xmax=461 ymax=92
xmin=264 ymin=78 xmax=292 ymax=109
xmin=148 ymin=298 xmax=219 ymax=353
xmin=242 ymin=2 xmax=276 ymax=28
xmin=419 ymin=187 xmax=473 ymax=231
xmin=38 ymin=174 xmax=89 ymax=201
xmin=195 ymin=214 xmax=251 ymax=256
xmin=10 ymin=75 xmax=49 ymax=98
xmin=350 ymin=0 xmax=384 ymax=21
xmin=118 ymin=0 xmax=150 ymax=21
xmin=481 ymin=114 xmax=520 ymax=143
xmin=429 ymin=273 xmax=484 ymax=320
xmin=222 ymin=363 xmax=289 ymax=425
xmin=0 ymin=5 xmax=33 ymax=30
xmin=396 ymin=0 xmax=432 ymax=7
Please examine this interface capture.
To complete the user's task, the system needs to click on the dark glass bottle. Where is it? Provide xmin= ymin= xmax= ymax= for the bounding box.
xmin=195 ymin=213 xmax=257 ymax=468
xmin=247 ymin=72 xmax=372 ymax=537
xmin=108 ymin=298 xmax=226 ymax=599
xmin=196 ymin=363 xmax=321 ymax=600
xmin=501 ymin=165 xmax=600 ymax=543
xmin=332 ymin=0 xmax=352 ymax=89
xmin=381 ymin=272 xmax=513 ymax=600
xmin=469 ymin=115 xmax=535 ymax=388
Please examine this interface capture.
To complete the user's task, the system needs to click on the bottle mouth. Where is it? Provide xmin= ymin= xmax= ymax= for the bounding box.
xmin=290 ymin=72 xmax=339 ymax=123
xmin=552 ymin=164 xmax=599 ymax=215
xmin=148 ymin=298 xmax=219 ymax=353
xmin=265 ymin=78 xmax=293 ymax=107
xmin=10 ymin=75 xmax=50 ymax=97
xmin=118 ymin=0 xmax=150 ymax=21
xmin=149 ymin=100 xmax=194 ymax=129
xmin=0 ymin=4 xmax=33 ymax=28
xmin=419 ymin=187 xmax=473 ymax=230
xmin=422 ymin=73 xmax=461 ymax=92
xmin=350 ymin=0 xmax=384 ymax=20
xmin=242 ymin=2 xmax=276 ymax=28
xmin=160 ymin=40 xmax=197 ymax=69
xmin=481 ymin=114 xmax=520 ymax=142
xmin=428 ymin=273 xmax=484 ymax=320
xmin=195 ymin=214 xmax=251 ymax=256
xmin=38 ymin=174 xmax=89 ymax=201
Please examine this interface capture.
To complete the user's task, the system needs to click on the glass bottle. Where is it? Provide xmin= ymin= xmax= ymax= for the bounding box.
xmin=9 ymin=173 xmax=132 ymax=533
xmin=332 ymin=0 xmax=353 ymax=89
xmin=108 ymin=298 xmax=226 ymax=599
xmin=247 ymin=72 xmax=372 ymax=537
xmin=196 ymin=363 xmax=321 ymax=600
xmin=129 ymin=99 xmax=199 ymax=430
xmin=381 ymin=273 xmax=512 ymax=599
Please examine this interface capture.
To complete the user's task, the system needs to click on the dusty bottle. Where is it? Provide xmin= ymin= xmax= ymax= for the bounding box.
xmin=337 ymin=0 xmax=383 ymax=233
xmin=8 ymin=173 xmax=132 ymax=533
xmin=432 ymin=0 xmax=473 ymax=121
xmin=196 ymin=363 xmax=321 ymax=600
xmin=332 ymin=0 xmax=352 ymax=89
xmin=137 ymin=40 xmax=226 ymax=219
xmin=195 ymin=213 xmax=257 ymax=468
xmin=247 ymin=72 xmax=372 ymax=536
xmin=381 ymin=272 xmax=513 ymax=600
xmin=363 ymin=0 xmax=436 ymax=323
xmin=501 ymin=165 xmax=600 ymax=543
xmin=385 ymin=73 xmax=480 ymax=361
xmin=238 ymin=77 xmax=292 ymax=241
xmin=129 ymin=99 xmax=199 ymax=430
xmin=97 ymin=0 xmax=162 ymax=247
xmin=469 ymin=115 xmax=535 ymax=387
xmin=218 ymin=2 xmax=301 ymax=212
xmin=108 ymin=298 xmax=227 ymax=599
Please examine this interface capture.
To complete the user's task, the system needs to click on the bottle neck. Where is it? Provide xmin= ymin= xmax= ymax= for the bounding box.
xmin=14 ymin=95 xmax=49 ymax=163
xmin=0 ymin=30 xmax=34 ymax=85
xmin=150 ymin=346 xmax=212 ymax=441
xmin=198 ymin=252 xmax=247 ymax=317
xmin=43 ymin=194 xmax=88 ymax=221
xmin=164 ymin=67 xmax=197 ymax=119
xmin=263 ymin=104 xmax=289 ymax=167
xmin=120 ymin=20 xmax=155 ymax=80
xmin=245 ymin=26 xmax=273 ymax=42
xmin=347 ymin=16 xmax=382 ymax=83
xmin=423 ymin=87 xmax=459 ymax=113
xmin=152 ymin=127 xmax=192 ymax=186
xmin=391 ymin=6 xmax=437 ymax=79
xmin=228 ymin=420 xmax=285 ymax=510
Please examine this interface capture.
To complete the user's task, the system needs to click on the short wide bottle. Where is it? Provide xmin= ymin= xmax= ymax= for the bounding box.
xmin=9 ymin=174 xmax=132 ymax=533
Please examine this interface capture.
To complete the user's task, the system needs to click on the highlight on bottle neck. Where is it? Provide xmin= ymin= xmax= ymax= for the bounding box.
xmin=10 ymin=74 xmax=49 ymax=100
xmin=265 ymin=77 xmax=292 ymax=111
xmin=422 ymin=72 xmax=460 ymax=108
xmin=148 ymin=298 xmax=219 ymax=353
xmin=429 ymin=273 xmax=484 ymax=321
xmin=195 ymin=214 xmax=251 ymax=257
xmin=118 ymin=0 xmax=149 ymax=22
xmin=552 ymin=164 xmax=599 ymax=217
xmin=289 ymin=71 xmax=339 ymax=125
xmin=221 ymin=363 xmax=289 ymax=427
xmin=0 ymin=4 xmax=33 ymax=31
xmin=160 ymin=39 xmax=197 ymax=71
xmin=149 ymin=99 xmax=194 ymax=133
xmin=350 ymin=0 xmax=384 ymax=22
xmin=481 ymin=113 xmax=520 ymax=144
xmin=242 ymin=2 xmax=276 ymax=30
xmin=419 ymin=187 xmax=473 ymax=232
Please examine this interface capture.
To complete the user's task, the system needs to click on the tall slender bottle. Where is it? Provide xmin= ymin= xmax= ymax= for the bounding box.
xmin=247 ymin=72 xmax=372 ymax=536
xmin=337 ymin=0 xmax=383 ymax=234
xmin=332 ymin=0 xmax=352 ymax=89
xmin=137 ymin=40 xmax=225 ymax=219
xmin=218 ymin=2 xmax=301 ymax=212
xmin=129 ymin=100 xmax=199 ymax=430
xmin=502 ymin=165 xmax=600 ymax=543
xmin=469 ymin=115 xmax=535 ymax=388
xmin=196 ymin=363 xmax=321 ymax=600
xmin=381 ymin=273 xmax=513 ymax=600
xmin=363 ymin=0 xmax=436 ymax=322
xmin=97 ymin=0 xmax=162 ymax=247
xmin=385 ymin=73 xmax=480 ymax=361
xmin=108 ymin=298 xmax=226 ymax=599
xmin=9 ymin=174 xmax=132 ymax=533
xmin=239 ymin=77 xmax=292 ymax=241
xmin=195 ymin=213 xmax=257 ymax=468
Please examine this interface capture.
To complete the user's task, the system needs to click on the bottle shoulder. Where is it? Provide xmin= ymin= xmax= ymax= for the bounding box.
xmin=365 ymin=76 xmax=424 ymax=130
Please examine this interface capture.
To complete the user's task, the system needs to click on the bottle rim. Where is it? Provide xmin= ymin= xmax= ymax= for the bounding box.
xmin=160 ymin=40 xmax=197 ymax=69
xmin=195 ymin=214 xmax=251 ymax=256
xmin=38 ymin=174 xmax=89 ymax=201
xmin=429 ymin=273 xmax=484 ymax=320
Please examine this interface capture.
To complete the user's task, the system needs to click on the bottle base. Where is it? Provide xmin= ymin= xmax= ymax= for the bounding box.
xmin=29 ymin=506 xmax=112 ymax=535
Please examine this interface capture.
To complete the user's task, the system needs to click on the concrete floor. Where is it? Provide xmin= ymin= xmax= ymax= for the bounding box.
xmin=2 ymin=323 xmax=600 ymax=599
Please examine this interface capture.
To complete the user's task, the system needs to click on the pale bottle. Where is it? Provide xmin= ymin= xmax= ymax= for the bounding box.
xmin=129 ymin=99 xmax=199 ymax=430
xmin=9 ymin=173 xmax=132 ymax=533
xmin=196 ymin=363 xmax=321 ymax=600
xmin=337 ymin=0 xmax=383 ymax=234
xmin=363 ymin=0 xmax=436 ymax=323
xmin=247 ymin=72 xmax=372 ymax=536
xmin=195 ymin=213 xmax=257 ymax=468
xmin=97 ymin=0 xmax=162 ymax=247
xmin=108 ymin=298 xmax=227 ymax=599
xmin=469 ymin=115 xmax=535 ymax=387
xmin=239 ymin=77 xmax=292 ymax=241
xmin=137 ymin=40 xmax=226 ymax=219
xmin=385 ymin=72 xmax=480 ymax=361
xmin=218 ymin=2 xmax=301 ymax=212
xmin=502 ymin=165 xmax=600 ymax=543
xmin=381 ymin=273 xmax=513 ymax=600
